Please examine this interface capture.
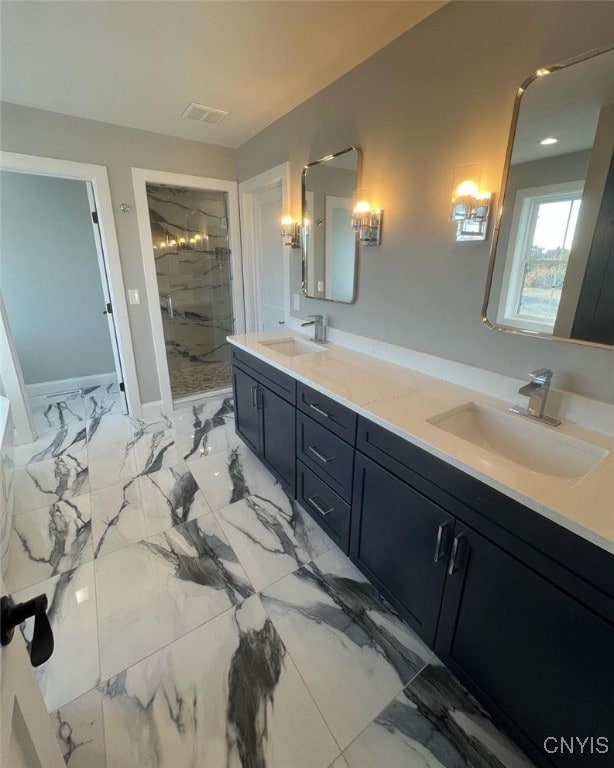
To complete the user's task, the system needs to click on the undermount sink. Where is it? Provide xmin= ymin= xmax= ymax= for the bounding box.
xmin=427 ymin=402 xmax=608 ymax=479
xmin=260 ymin=337 xmax=328 ymax=357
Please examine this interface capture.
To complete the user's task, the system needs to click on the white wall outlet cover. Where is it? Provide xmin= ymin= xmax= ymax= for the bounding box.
xmin=128 ymin=289 xmax=140 ymax=305
xmin=317 ymin=280 xmax=324 ymax=292
xmin=293 ymin=293 xmax=301 ymax=311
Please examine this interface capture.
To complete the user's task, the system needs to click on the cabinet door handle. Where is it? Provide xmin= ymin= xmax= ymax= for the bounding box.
xmin=308 ymin=445 xmax=334 ymax=464
xmin=433 ymin=522 xmax=450 ymax=563
xmin=448 ymin=534 xmax=466 ymax=575
xmin=307 ymin=495 xmax=334 ymax=517
xmin=309 ymin=403 xmax=332 ymax=419
xmin=251 ymin=386 xmax=257 ymax=408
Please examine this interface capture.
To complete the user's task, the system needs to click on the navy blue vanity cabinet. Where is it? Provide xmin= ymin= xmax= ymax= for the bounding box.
xmin=232 ymin=366 xmax=261 ymax=454
xmin=231 ymin=349 xmax=296 ymax=495
xmin=260 ymin=386 xmax=296 ymax=494
xmin=351 ymin=453 xmax=454 ymax=646
xmin=436 ymin=522 xmax=614 ymax=768
xmin=295 ymin=389 xmax=356 ymax=552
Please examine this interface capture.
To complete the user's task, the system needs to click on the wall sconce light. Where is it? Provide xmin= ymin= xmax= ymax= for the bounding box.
xmin=450 ymin=164 xmax=492 ymax=242
xmin=281 ymin=215 xmax=301 ymax=248
xmin=352 ymin=191 xmax=383 ymax=246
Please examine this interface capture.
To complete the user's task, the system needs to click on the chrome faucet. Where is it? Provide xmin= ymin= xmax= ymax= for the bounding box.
xmin=509 ymin=369 xmax=561 ymax=426
xmin=301 ymin=314 xmax=327 ymax=343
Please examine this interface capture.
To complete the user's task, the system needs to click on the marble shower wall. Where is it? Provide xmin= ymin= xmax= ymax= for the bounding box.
xmin=146 ymin=184 xmax=235 ymax=398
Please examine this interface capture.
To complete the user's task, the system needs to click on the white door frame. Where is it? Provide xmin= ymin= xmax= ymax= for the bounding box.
xmin=0 ymin=295 xmax=35 ymax=445
xmin=132 ymin=168 xmax=245 ymax=415
xmin=0 ymin=151 xmax=141 ymax=417
xmin=239 ymin=163 xmax=291 ymax=332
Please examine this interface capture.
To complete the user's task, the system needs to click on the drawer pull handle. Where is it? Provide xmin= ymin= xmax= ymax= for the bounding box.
xmin=309 ymin=403 xmax=332 ymax=419
xmin=433 ymin=522 xmax=450 ymax=563
xmin=308 ymin=445 xmax=334 ymax=464
xmin=307 ymin=495 xmax=334 ymax=517
xmin=448 ymin=534 xmax=465 ymax=575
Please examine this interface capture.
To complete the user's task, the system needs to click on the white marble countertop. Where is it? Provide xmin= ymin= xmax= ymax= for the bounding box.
xmin=228 ymin=331 xmax=614 ymax=555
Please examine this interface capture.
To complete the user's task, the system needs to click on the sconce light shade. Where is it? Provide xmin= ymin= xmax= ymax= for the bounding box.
xmin=450 ymin=164 xmax=492 ymax=241
xmin=352 ymin=190 xmax=383 ymax=246
xmin=281 ymin=215 xmax=301 ymax=248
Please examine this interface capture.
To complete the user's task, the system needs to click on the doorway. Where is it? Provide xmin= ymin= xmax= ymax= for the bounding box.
xmin=239 ymin=163 xmax=291 ymax=333
xmin=133 ymin=169 xmax=245 ymax=414
xmin=0 ymin=169 xmax=129 ymax=439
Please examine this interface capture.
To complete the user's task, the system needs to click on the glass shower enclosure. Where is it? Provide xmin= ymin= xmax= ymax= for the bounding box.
xmin=145 ymin=183 xmax=235 ymax=400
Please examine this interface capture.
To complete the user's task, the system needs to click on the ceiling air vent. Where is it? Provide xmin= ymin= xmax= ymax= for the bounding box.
xmin=181 ymin=101 xmax=228 ymax=125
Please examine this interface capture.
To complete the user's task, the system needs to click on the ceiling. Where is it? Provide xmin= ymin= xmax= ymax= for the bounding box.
xmin=512 ymin=47 xmax=614 ymax=165
xmin=0 ymin=0 xmax=447 ymax=149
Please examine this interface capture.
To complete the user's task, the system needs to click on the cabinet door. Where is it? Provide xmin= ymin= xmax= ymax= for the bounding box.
xmin=261 ymin=385 xmax=296 ymax=495
xmin=436 ymin=522 xmax=614 ymax=768
xmin=351 ymin=454 xmax=454 ymax=646
xmin=232 ymin=366 xmax=261 ymax=455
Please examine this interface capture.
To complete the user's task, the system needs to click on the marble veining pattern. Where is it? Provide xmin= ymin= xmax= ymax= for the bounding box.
xmin=100 ymin=594 xmax=338 ymax=768
xmin=343 ymin=664 xmax=535 ymax=768
xmin=261 ymin=548 xmax=437 ymax=748
xmin=5 ymin=494 xmax=92 ymax=592
xmin=216 ymin=483 xmax=334 ymax=591
xmin=4 ymin=390 xmax=534 ymax=767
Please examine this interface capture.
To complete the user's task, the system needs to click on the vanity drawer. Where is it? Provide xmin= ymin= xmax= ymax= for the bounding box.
xmin=297 ymin=413 xmax=354 ymax=501
xmin=231 ymin=347 xmax=296 ymax=404
xmin=297 ymin=383 xmax=357 ymax=444
xmin=297 ymin=461 xmax=350 ymax=552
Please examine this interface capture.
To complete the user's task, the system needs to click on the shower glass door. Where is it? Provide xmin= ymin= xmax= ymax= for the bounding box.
xmin=146 ymin=183 xmax=235 ymax=400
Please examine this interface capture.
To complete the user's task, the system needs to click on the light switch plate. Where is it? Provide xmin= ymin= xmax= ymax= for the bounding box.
xmin=128 ymin=289 xmax=140 ymax=305
xmin=293 ymin=293 xmax=300 ymax=311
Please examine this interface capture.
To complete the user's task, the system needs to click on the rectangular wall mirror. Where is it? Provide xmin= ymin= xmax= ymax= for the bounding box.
xmin=483 ymin=45 xmax=614 ymax=348
xmin=302 ymin=146 xmax=360 ymax=303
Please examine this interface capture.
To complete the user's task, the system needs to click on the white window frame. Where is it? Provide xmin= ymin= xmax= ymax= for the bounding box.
xmin=497 ymin=180 xmax=584 ymax=334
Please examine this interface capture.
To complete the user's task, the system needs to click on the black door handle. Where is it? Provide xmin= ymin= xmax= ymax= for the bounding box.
xmin=1 ymin=594 xmax=54 ymax=667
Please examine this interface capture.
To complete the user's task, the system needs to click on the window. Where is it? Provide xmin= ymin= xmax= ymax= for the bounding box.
xmin=497 ymin=181 xmax=583 ymax=333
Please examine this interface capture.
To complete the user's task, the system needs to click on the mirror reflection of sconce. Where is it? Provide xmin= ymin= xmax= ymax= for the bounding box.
xmin=450 ymin=164 xmax=492 ymax=241
xmin=280 ymin=215 xmax=301 ymax=248
xmin=352 ymin=190 xmax=383 ymax=245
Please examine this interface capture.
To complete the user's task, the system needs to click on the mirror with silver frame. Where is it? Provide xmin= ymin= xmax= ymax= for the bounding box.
xmin=483 ymin=44 xmax=614 ymax=348
xmin=302 ymin=146 xmax=360 ymax=303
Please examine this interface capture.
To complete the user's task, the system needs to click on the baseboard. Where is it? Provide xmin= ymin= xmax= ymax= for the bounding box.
xmin=26 ymin=373 xmax=117 ymax=398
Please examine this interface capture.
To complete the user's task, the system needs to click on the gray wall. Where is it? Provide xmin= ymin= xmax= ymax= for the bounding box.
xmin=0 ymin=104 xmax=236 ymax=403
xmin=238 ymin=0 xmax=614 ymax=403
xmin=1 ymin=171 xmax=116 ymax=384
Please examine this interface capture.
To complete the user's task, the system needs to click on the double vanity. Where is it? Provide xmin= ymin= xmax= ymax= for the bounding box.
xmin=229 ymin=330 xmax=614 ymax=768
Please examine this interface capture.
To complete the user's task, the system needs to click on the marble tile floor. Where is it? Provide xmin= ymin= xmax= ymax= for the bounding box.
xmin=4 ymin=392 xmax=535 ymax=768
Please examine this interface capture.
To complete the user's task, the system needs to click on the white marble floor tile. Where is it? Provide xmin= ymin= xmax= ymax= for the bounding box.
xmin=14 ymin=562 xmax=100 ymax=711
xmin=87 ymin=412 xmax=134 ymax=448
xmin=14 ymin=421 xmax=88 ymax=468
xmin=343 ymin=664 xmax=535 ymax=768
xmin=90 ymin=479 xmax=146 ymax=559
xmin=87 ymin=440 xmax=139 ymax=493
xmin=100 ymin=594 xmax=338 ymax=768
xmin=261 ymin=547 xmax=435 ymax=749
xmin=189 ymin=443 xmax=276 ymax=511
xmin=50 ymin=687 xmax=107 ymax=768
xmin=216 ymin=483 xmax=334 ymax=592
xmin=138 ymin=463 xmax=211 ymax=537
xmin=95 ymin=513 xmax=253 ymax=679
xmin=5 ymin=494 xmax=92 ymax=592
xmin=83 ymin=391 xmax=125 ymax=421
xmin=172 ymin=395 xmax=238 ymax=462
xmin=13 ymin=453 xmax=90 ymax=514
xmin=29 ymin=394 xmax=86 ymax=435
xmin=130 ymin=430 xmax=185 ymax=476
